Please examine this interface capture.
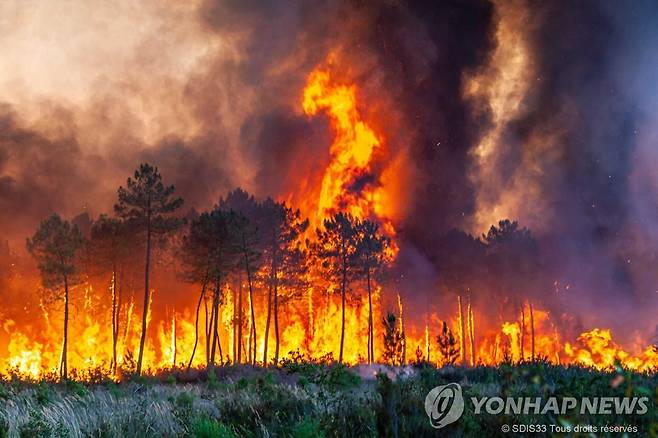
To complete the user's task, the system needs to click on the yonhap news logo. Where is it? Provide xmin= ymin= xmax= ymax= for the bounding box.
xmin=424 ymin=383 xmax=650 ymax=429
xmin=424 ymin=383 xmax=465 ymax=429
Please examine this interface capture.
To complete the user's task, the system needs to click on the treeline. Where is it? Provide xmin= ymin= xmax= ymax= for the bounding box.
xmin=26 ymin=164 xmax=391 ymax=379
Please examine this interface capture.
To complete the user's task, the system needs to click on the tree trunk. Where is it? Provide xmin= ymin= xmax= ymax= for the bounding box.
xmin=208 ymin=303 xmax=216 ymax=368
xmin=467 ymin=297 xmax=475 ymax=366
xmin=274 ymin=278 xmax=280 ymax=364
xmin=111 ymin=265 xmax=118 ymax=374
xmin=188 ymin=276 xmax=208 ymax=370
xmin=237 ymin=273 xmax=243 ymax=364
xmin=247 ymin=291 xmax=253 ymax=365
xmin=209 ymin=276 xmax=221 ymax=370
xmin=529 ymin=300 xmax=535 ymax=361
xmin=520 ymin=301 xmax=526 ymax=361
xmin=367 ymin=268 xmax=374 ymax=364
xmin=339 ymin=262 xmax=347 ymax=363
xmin=136 ymin=210 xmax=151 ymax=375
xmin=263 ymin=282 xmax=272 ymax=365
xmin=458 ymin=295 xmax=466 ymax=366
xmin=61 ymin=273 xmax=69 ymax=380
xmin=239 ymin=233 xmax=257 ymax=365
xmin=114 ymin=267 xmax=123 ymax=372
xmin=216 ymin=321 xmax=223 ymax=365
xmin=232 ymin=282 xmax=237 ymax=362
xmin=205 ymin=293 xmax=211 ymax=364
xmin=248 ymin=271 xmax=256 ymax=366
xmin=172 ymin=313 xmax=177 ymax=367
xmin=263 ymin=255 xmax=275 ymax=365
xmin=398 ymin=294 xmax=406 ymax=365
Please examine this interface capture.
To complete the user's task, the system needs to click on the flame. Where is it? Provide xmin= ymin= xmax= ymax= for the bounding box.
xmin=297 ymin=62 xmax=397 ymax=248
xmin=2 ymin=282 xmax=656 ymax=378
xmin=0 ymin=58 xmax=655 ymax=379
xmin=303 ymin=68 xmax=380 ymax=221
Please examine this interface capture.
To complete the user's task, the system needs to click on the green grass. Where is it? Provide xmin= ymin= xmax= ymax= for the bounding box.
xmin=0 ymin=362 xmax=655 ymax=437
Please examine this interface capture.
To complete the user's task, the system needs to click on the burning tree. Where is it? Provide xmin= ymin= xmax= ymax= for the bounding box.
xmin=484 ymin=220 xmax=540 ymax=361
xmin=312 ymin=212 xmax=360 ymax=363
xmin=180 ymin=209 xmax=238 ymax=369
xmin=26 ymin=214 xmax=85 ymax=379
xmin=435 ymin=229 xmax=485 ymax=366
xmin=382 ymin=311 xmax=405 ymax=366
xmin=355 ymin=220 xmax=390 ymax=364
xmin=88 ymin=215 xmax=136 ymax=374
xmin=114 ymin=163 xmax=183 ymax=375
xmin=179 ymin=211 xmax=213 ymax=369
xmin=258 ymin=197 xmax=309 ymax=364
xmin=437 ymin=321 xmax=459 ymax=366
xmin=217 ymin=189 xmax=261 ymax=365
xmin=228 ymin=212 xmax=259 ymax=365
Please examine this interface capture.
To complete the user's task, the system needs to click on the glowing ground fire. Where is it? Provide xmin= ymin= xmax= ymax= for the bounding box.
xmin=0 ymin=62 xmax=656 ymax=380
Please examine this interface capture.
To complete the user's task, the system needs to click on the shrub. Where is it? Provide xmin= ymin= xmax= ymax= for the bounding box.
xmin=291 ymin=418 xmax=325 ymax=438
xmin=191 ymin=418 xmax=235 ymax=438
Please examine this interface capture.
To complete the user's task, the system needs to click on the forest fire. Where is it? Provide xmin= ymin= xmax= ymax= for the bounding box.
xmin=2 ymin=291 xmax=657 ymax=379
xmin=3 ymin=2 xmax=658 ymax=436
xmin=0 ymin=58 xmax=655 ymax=381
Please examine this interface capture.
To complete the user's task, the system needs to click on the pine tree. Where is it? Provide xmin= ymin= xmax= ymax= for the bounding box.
xmin=259 ymin=198 xmax=308 ymax=364
xmin=311 ymin=213 xmax=359 ymax=363
xmin=355 ymin=220 xmax=390 ymax=363
xmin=115 ymin=163 xmax=183 ymax=375
xmin=382 ymin=311 xmax=405 ymax=366
xmin=218 ymin=189 xmax=261 ymax=364
xmin=89 ymin=215 xmax=135 ymax=374
xmin=27 ymin=214 xmax=84 ymax=379
xmin=437 ymin=321 xmax=460 ymax=366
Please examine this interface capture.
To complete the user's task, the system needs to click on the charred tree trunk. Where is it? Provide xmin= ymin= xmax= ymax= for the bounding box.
xmin=188 ymin=275 xmax=208 ymax=370
xmin=136 ymin=208 xmax=151 ymax=376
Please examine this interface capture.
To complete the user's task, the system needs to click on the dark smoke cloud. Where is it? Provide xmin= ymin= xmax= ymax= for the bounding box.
xmin=454 ymin=0 xmax=658 ymax=337
xmin=353 ymin=0 xmax=495 ymax=237
xmin=0 ymin=105 xmax=94 ymax=239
